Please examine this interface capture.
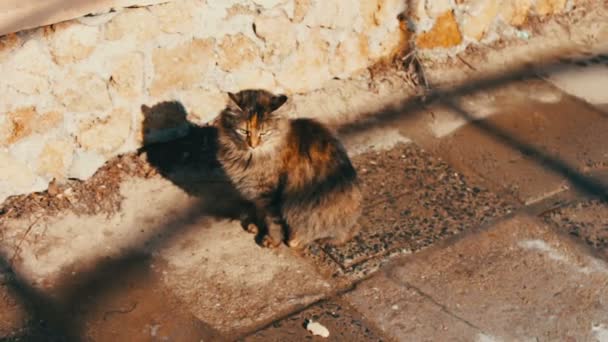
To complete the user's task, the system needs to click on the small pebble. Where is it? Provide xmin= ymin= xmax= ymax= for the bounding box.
xmin=306 ymin=320 xmax=330 ymax=338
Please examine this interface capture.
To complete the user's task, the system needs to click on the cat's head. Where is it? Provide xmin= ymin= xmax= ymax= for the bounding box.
xmin=217 ymin=89 xmax=288 ymax=151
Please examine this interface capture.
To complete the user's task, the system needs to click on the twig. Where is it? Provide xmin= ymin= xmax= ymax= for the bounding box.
xmin=10 ymin=215 xmax=42 ymax=265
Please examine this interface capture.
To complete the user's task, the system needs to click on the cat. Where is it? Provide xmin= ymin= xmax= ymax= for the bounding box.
xmin=214 ymin=89 xmax=362 ymax=249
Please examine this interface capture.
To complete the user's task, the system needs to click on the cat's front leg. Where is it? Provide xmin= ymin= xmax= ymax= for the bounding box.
xmin=256 ymin=201 xmax=284 ymax=248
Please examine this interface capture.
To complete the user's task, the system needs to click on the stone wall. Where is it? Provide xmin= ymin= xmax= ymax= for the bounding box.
xmin=0 ymin=0 xmax=589 ymax=203
xmin=410 ymin=0 xmax=584 ymax=50
xmin=0 ymin=0 xmax=407 ymax=202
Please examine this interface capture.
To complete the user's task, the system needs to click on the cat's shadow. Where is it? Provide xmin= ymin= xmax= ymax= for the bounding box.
xmin=138 ymin=101 xmax=263 ymax=242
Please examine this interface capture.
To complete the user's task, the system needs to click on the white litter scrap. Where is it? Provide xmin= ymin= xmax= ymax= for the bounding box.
xmin=306 ymin=320 xmax=330 ymax=338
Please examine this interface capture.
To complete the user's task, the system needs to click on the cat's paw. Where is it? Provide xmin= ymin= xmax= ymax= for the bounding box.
xmin=262 ymin=235 xmax=282 ymax=248
xmin=287 ymin=238 xmax=306 ymax=251
xmin=245 ymin=223 xmax=259 ymax=235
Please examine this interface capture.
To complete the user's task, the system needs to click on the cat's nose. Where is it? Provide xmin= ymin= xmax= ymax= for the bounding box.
xmin=248 ymin=135 xmax=260 ymax=148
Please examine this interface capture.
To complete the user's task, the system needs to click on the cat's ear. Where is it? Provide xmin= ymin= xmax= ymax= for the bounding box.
xmin=270 ymin=94 xmax=288 ymax=112
xmin=227 ymin=92 xmax=243 ymax=109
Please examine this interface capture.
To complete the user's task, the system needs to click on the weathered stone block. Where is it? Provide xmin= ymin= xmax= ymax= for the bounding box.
xmin=110 ymin=52 xmax=145 ymax=100
xmin=254 ymin=12 xmax=297 ymax=60
xmin=293 ymin=0 xmax=311 ymax=22
xmin=0 ymin=151 xmax=46 ymax=203
xmin=461 ymin=0 xmax=501 ymax=41
xmin=302 ymin=1 xmax=359 ymax=29
xmin=416 ymin=10 xmax=462 ymax=49
xmin=500 ymin=0 xmax=533 ymax=26
xmin=37 ymin=139 xmax=74 ymax=181
xmin=535 ymin=0 xmax=568 ymax=16
xmin=276 ymin=28 xmax=331 ymax=93
xmin=150 ymin=39 xmax=216 ymax=97
xmin=105 ymin=7 xmax=160 ymax=41
xmin=77 ymin=108 xmax=132 ymax=154
xmin=178 ymin=90 xmax=227 ymax=124
xmin=2 ymin=40 xmax=54 ymax=96
xmin=54 ymin=72 xmax=112 ymax=113
xmin=0 ymin=33 xmax=21 ymax=62
xmin=217 ymin=34 xmax=261 ymax=71
xmin=330 ymin=32 xmax=370 ymax=77
xmin=148 ymin=0 xmax=198 ymax=34
xmin=1 ymin=108 xmax=63 ymax=146
xmin=45 ymin=21 xmax=99 ymax=65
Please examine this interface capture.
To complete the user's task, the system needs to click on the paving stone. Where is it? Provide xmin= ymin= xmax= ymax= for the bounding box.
xmin=434 ymin=85 xmax=608 ymax=204
xmin=319 ymin=143 xmax=515 ymax=277
xmin=345 ymin=214 xmax=608 ymax=341
xmin=242 ymin=299 xmax=387 ymax=341
xmin=156 ymin=219 xmax=335 ymax=337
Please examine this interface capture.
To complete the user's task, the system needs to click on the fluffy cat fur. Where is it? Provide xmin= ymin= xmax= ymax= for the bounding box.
xmin=215 ymin=89 xmax=362 ymax=249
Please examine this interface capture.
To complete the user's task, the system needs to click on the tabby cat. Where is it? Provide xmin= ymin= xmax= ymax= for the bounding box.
xmin=215 ymin=89 xmax=362 ymax=249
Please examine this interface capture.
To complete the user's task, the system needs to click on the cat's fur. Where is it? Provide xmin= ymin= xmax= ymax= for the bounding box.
xmin=215 ymin=89 xmax=362 ymax=249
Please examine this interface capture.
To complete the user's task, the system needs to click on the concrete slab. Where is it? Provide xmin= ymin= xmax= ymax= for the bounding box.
xmin=242 ymin=299 xmax=387 ymax=341
xmin=321 ymin=143 xmax=514 ymax=276
xmin=156 ymin=219 xmax=334 ymax=337
xmin=433 ymin=82 xmax=608 ymax=204
xmin=345 ymin=215 xmax=608 ymax=341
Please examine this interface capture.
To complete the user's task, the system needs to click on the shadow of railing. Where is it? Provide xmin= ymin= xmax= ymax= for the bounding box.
xmin=1 ymin=49 xmax=608 ymax=340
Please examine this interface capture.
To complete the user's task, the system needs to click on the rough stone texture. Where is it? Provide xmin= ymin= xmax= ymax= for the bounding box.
xmin=77 ymin=108 xmax=132 ymax=155
xmin=543 ymin=198 xmax=608 ymax=259
xmin=109 ymin=53 xmax=145 ymax=100
xmin=345 ymin=215 xmax=608 ymax=341
xmin=150 ymin=38 xmax=216 ymax=97
xmin=53 ymin=72 xmax=112 ymax=113
xmin=321 ymin=143 xmax=515 ymax=277
xmin=45 ymin=21 xmax=99 ymax=65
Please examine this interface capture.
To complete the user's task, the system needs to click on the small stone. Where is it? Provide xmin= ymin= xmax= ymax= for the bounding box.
xmin=306 ymin=320 xmax=329 ymax=338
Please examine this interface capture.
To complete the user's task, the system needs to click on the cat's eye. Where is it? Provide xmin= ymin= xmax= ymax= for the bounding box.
xmin=260 ymin=130 xmax=273 ymax=136
xmin=236 ymin=128 xmax=249 ymax=136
